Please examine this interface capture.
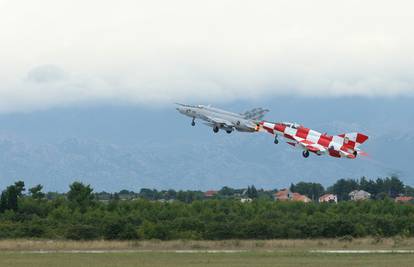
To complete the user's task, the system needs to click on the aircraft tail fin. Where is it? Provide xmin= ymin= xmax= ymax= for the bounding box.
xmin=336 ymin=132 xmax=369 ymax=149
xmin=242 ymin=108 xmax=269 ymax=121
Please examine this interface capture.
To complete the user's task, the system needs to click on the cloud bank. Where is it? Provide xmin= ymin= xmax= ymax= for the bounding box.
xmin=0 ymin=0 xmax=414 ymax=112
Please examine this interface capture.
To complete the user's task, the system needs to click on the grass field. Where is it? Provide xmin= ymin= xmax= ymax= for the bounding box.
xmin=2 ymin=251 xmax=414 ymax=267
xmin=1 ymin=238 xmax=414 ymax=267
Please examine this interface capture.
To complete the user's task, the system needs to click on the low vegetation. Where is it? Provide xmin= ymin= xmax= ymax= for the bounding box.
xmin=0 ymin=177 xmax=414 ymax=240
xmin=1 ymin=237 xmax=414 ymax=251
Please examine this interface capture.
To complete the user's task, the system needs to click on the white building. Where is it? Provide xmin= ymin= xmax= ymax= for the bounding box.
xmin=240 ymin=197 xmax=252 ymax=203
xmin=349 ymin=190 xmax=371 ymax=201
xmin=319 ymin=194 xmax=338 ymax=203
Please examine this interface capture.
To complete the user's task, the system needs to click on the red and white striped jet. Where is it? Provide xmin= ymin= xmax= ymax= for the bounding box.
xmin=258 ymin=121 xmax=368 ymax=159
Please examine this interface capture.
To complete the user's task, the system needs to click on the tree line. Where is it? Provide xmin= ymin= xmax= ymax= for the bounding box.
xmin=0 ymin=177 xmax=414 ymax=240
xmin=90 ymin=185 xmax=271 ymax=202
xmin=290 ymin=176 xmax=412 ymax=201
xmin=91 ymin=176 xmax=412 ymax=202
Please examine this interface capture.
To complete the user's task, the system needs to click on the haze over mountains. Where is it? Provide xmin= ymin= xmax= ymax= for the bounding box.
xmin=0 ymin=97 xmax=411 ymax=192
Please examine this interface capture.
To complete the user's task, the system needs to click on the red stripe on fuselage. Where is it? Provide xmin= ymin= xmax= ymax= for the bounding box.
xmin=318 ymin=135 xmax=333 ymax=148
xmin=296 ymin=127 xmax=310 ymax=139
xmin=274 ymin=123 xmax=286 ymax=134
xmin=262 ymin=126 xmax=274 ymax=134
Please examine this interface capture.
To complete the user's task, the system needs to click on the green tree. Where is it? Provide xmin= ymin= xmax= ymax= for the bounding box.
xmin=103 ymin=215 xmax=139 ymax=240
xmin=218 ymin=186 xmax=235 ymax=197
xmin=65 ymin=224 xmax=100 ymax=240
xmin=29 ymin=184 xmax=45 ymax=200
xmin=365 ymin=176 xmax=405 ymax=199
xmin=177 ymin=191 xmax=203 ymax=203
xmin=139 ymin=188 xmax=158 ymax=200
xmin=67 ymin=182 xmax=94 ymax=211
xmin=246 ymin=185 xmax=258 ymax=199
xmin=164 ymin=189 xmax=177 ymax=200
xmin=0 ymin=181 xmax=25 ymax=212
xmin=359 ymin=177 xmax=377 ymax=196
xmin=383 ymin=176 xmax=404 ymax=198
xmin=404 ymin=185 xmax=414 ymax=197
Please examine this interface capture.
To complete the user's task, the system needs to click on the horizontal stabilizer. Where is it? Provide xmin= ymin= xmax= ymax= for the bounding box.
xmin=242 ymin=108 xmax=269 ymax=121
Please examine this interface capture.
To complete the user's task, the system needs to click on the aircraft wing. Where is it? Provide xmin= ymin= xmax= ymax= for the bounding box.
xmin=242 ymin=107 xmax=269 ymax=121
xmin=289 ymin=135 xmax=327 ymax=153
xmin=205 ymin=116 xmax=234 ymax=127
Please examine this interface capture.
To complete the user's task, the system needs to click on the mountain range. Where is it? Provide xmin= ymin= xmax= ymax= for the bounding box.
xmin=0 ymin=97 xmax=412 ymax=192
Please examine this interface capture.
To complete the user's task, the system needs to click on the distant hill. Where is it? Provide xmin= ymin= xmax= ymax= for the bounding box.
xmin=0 ymin=97 xmax=412 ymax=191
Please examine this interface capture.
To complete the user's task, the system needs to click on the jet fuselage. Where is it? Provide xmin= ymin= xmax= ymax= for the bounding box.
xmin=176 ymin=105 xmax=259 ymax=133
xmin=259 ymin=121 xmax=368 ymax=159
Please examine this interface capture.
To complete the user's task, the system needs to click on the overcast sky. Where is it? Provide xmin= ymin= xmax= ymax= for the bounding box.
xmin=0 ymin=0 xmax=413 ymax=113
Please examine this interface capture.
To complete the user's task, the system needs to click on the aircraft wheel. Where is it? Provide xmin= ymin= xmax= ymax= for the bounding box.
xmin=213 ymin=126 xmax=219 ymax=133
xmin=302 ymin=150 xmax=310 ymax=158
xmin=274 ymin=138 xmax=279 ymax=144
xmin=226 ymin=130 xmax=232 ymax=134
xmin=353 ymin=151 xmax=358 ymax=157
xmin=191 ymin=118 xmax=195 ymax=126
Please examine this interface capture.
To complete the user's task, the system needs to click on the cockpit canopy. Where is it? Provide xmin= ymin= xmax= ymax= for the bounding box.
xmin=281 ymin=122 xmax=301 ymax=129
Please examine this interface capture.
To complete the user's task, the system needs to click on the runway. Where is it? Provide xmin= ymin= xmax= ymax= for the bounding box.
xmin=5 ymin=249 xmax=414 ymax=254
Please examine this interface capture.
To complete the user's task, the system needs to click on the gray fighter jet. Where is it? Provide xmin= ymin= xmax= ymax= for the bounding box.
xmin=176 ymin=103 xmax=269 ymax=133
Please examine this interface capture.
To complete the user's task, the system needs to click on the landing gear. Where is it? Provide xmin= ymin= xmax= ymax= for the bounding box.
xmin=302 ymin=150 xmax=310 ymax=158
xmin=191 ymin=118 xmax=195 ymax=126
xmin=353 ymin=151 xmax=358 ymax=157
xmin=213 ymin=126 xmax=219 ymax=133
xmin=274 ymin=135 xmax=279 ymax=144
xmin=226 ymin=130 xmax=232 ymax=134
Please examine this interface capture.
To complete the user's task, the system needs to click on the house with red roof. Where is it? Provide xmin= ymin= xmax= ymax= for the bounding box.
xmin=204 ymin=190 xmax=218 ymax=198
xmin=395 ymin=196 xmax=414 ymax=203
xmin=274 ymin=189 xmax=311 ymax=203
